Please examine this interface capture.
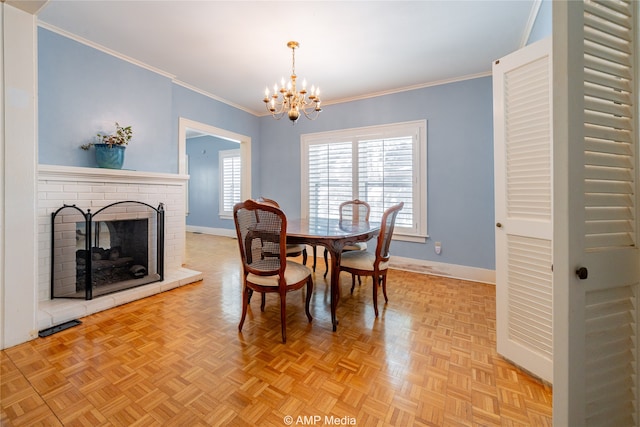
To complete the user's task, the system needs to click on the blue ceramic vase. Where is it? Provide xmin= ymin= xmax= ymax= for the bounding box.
xmin=95 ymin=144 xmax=125 ymax=169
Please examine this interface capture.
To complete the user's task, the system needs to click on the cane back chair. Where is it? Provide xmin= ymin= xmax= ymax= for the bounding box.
xmin=234 ymin=199 xmax=313 ymax=343
xmin=338 ymin=202 xmax=404 ymax=317
xmin=256 ymin=197 xmax=309 ymax=265
xmin=321 ymin=199 xmax=371 ymax=278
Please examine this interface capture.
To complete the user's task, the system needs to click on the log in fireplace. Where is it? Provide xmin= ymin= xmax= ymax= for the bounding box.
xmin=51 ymin=201 xmax=164 ymax=300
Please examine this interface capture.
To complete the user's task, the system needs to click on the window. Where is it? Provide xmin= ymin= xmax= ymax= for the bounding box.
xmin=302 ymin=120 xmax=427 ymax=241
xmin=219 ymin=149 xmax=241 ymax=218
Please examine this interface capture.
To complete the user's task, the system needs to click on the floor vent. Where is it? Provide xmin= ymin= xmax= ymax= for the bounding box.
xmin=38 ymin=319 xmax=82 ymax=337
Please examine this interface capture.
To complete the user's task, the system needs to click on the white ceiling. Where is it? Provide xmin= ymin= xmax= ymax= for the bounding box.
xmin=33 ymin=0 xmax=539 ymax=116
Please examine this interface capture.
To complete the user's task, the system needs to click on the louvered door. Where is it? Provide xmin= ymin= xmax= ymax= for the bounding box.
xmin=553 ymin=0 xmax=639 ymax=425
xmin=493 ymin=38 xmax=553 ymax=383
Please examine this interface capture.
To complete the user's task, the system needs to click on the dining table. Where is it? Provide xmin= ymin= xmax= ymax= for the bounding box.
xmin=286 ymin=217 xmax=380 ymax=331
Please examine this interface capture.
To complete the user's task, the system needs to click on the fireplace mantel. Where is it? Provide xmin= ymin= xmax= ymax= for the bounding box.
xmin=39 ymin=164 xmax=190 ymax=184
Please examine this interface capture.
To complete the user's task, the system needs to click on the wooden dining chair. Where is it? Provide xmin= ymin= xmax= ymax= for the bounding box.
xmin=338 ymin=202 xmax=404 ymax=317
xmin=234 ymin=199 xmax=313 ymax=343
xmin=322 ymin=199 xmax=371 ymax=278
xmin=256 ymin=197 xmax=308 ymax=265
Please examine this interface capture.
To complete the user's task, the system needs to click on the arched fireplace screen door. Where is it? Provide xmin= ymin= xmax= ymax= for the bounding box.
xmin=51 ymin=201 xmax=165 ymax=300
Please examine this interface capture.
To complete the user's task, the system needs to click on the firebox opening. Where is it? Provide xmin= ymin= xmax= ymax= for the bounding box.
xmin=51 ymin=201 xmax=165 ymax=300
xmin=75 ymin=219 xmax=158 ymax=298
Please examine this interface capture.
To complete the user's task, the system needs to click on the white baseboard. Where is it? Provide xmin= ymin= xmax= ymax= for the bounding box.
xmin=186 ymin=225 xmax=236 ymax=238
xmin=389 ymin=255 xmax=495 ymax=285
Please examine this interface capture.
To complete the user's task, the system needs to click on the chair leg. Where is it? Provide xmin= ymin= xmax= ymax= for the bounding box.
xmin=247 ymin=288 xmax=253 ymax=303
xmin=305 ymin=277 xmax=313 ymax=322
xmin=350 ymin=274 xmax=356 ymax=294
xmin=280 ymin=292 xmax=287 ymax=343
xmin=372 ymin=275 xmax=379 ymax=317
xmin=261 ymin=293 xmax=266 ymax=311
xmin=302 ymin=248 xmax=308 ymax=266
xmin=323 ymin=248 xmax=329 ymax=278
xmin=239 ymin=286 xmax=250 ymax=331
xmin=382 ymin=273 xmax=389 ymax=303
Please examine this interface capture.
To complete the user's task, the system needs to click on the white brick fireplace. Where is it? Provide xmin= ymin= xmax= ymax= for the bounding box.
xmin=37 ymin=165 xmax=202 ymax=331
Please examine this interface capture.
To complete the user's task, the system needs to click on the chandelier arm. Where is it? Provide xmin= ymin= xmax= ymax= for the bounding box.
xmin=301 ymin=107 xmax=321 ymax=121
xmin=265 ymin=95 xmax=289 ymax=118
xmin=269 ymin=108 xmax=287 ymax=120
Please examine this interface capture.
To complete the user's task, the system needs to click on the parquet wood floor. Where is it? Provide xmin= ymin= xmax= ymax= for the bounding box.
xmin=1 ymin=233 xmax=552 ymax=426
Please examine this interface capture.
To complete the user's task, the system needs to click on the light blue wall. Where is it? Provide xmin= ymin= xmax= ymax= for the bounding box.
xmin=186 ymin=135 xmax=239 ymax=229
xmin=259 ymin=78 xmax=495 ymax=270
xmin=38 ymin=28 xmax=175 ymax=172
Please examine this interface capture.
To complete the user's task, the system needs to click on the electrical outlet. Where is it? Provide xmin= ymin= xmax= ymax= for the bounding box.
xmin=435 ymin=241 xmax=442 ymax=255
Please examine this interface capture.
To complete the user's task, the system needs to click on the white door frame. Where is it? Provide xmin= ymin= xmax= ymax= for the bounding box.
xmin=178 ymin=117 xmax=252 ymax=201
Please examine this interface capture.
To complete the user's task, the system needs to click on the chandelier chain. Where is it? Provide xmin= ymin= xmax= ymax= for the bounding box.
xmin=291 ymin=47 xmax=296 ymax=77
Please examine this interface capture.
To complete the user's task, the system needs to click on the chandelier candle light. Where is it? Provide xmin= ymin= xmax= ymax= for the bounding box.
xmin=263 ymin=41 xmax=322 ymax=123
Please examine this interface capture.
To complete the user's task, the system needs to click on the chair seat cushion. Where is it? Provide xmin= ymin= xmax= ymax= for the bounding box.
xmin=286 ymin=243 xmax=306 ymax=254
xmin=343 ymin=242 xmax=367 ymax=252
xmin=340 ymin=250 xmax=388 ymax=272
xmin=248 ymin=261 xmax=311 ymax=287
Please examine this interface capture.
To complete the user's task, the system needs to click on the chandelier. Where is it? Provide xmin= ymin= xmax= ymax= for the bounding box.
xmin=263 ymin=41 xmax=322 ymax=123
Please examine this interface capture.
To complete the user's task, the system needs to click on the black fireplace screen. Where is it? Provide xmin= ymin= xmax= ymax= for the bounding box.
xmin=51 ymin=201 xmax=165 ymax=300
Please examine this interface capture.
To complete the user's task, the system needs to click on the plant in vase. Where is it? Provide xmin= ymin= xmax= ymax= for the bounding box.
xmin=80 ymin=122 xmax=132 ymax=169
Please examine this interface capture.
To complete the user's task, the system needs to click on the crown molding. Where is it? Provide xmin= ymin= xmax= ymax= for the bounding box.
xmin=520 ymin=0 xmax=543 ymax=48
xmin=37 ymin=22 xmax=176 ymax=80
xmin=172 ymin=80 xmax=255 ymax=116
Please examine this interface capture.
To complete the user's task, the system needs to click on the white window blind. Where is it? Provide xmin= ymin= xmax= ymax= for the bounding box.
xmin=358 ymin=137 xmax=414 ymax=229
xmin=220 ymin=149 xmax=241 ymax=217
xmin=308 ymin=141 xmax=352 ymax=220
xmin=302 ymin=120 xmax=426 ymax=239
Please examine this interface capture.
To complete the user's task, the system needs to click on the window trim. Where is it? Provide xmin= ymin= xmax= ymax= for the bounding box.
xmin=301 ymin=120 xmax=427 ymax=241
xmin=219 ymin=148 xmax=241 ymax=219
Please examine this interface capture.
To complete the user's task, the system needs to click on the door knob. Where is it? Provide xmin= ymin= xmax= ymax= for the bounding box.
xmin=576 ymin=267 xmax=588 ymax=280
xmin=496 ymin=222 xmax=502 ymax=228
